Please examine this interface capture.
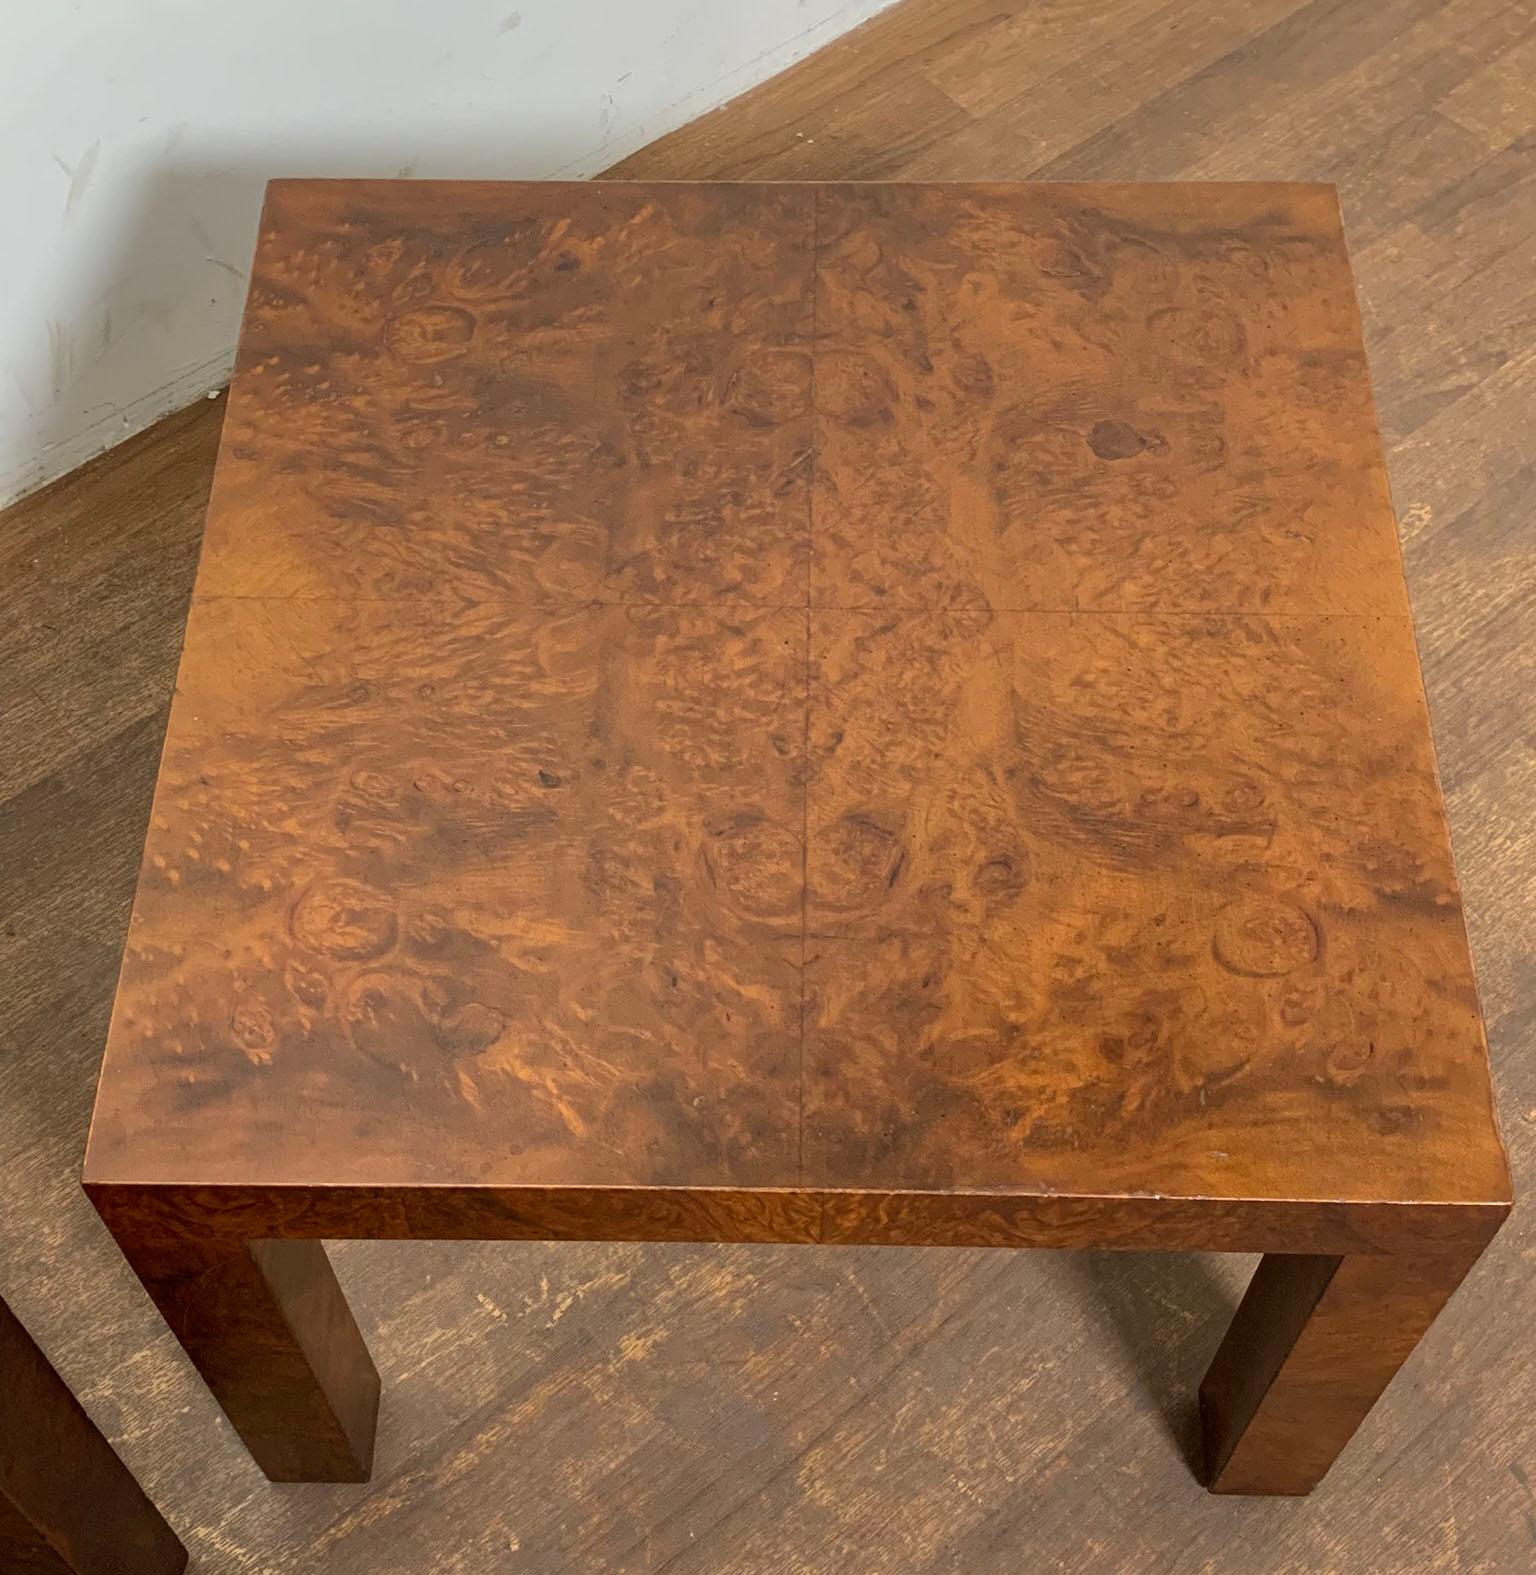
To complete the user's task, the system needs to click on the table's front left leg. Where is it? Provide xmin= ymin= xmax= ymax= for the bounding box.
xmin=1200 ymin=1247 xmax=1488 ymax=1495
xmin=98 ymin=1214 xmax=379 ymax=1483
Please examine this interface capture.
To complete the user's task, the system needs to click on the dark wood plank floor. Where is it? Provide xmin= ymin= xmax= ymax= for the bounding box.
xmin=3 ymin=2 xmax=1532 ymax=1567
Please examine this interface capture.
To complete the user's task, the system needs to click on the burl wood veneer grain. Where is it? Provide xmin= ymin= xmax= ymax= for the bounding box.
xmin=810 ymin=183 xmax=1412 ymax=615
xmin=802 ymin=609 xmax=1506 ymax=1205
xmin=85 ymin=179 xmax=1507 ymax=1228
xmin=87 ymin=596 xmax=807 ymax=1188
xmin=80 ymin=178 xmax=1510 ymax=1494
xmin=197 ymin=181 xmax=815 ymax=607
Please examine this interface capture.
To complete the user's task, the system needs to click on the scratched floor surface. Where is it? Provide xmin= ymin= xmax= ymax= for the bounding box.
xmin=3 ymin=1 xmax=1535 ymax=1568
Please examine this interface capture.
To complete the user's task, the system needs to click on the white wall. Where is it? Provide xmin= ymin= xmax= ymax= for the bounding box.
xmin=1 ymin=0 xmax=893 ymax=506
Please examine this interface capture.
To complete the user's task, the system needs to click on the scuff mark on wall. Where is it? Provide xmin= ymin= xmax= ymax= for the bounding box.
xmin=55 ymin=139 xmax=102 ymax=220
xmin=47 ymin=320 xmax=74 ymax=399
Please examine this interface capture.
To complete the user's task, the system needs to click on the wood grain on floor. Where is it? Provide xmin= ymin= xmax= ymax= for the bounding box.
xmin=2 ymin=1 xmax=1533 ymax=1568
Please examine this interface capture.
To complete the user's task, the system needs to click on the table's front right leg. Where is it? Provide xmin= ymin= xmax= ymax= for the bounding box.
xmin=99 ymin=1214 xmax=379 ymax=1483
xmin=1199 ymin=1248 xmax=1486 ymax=1495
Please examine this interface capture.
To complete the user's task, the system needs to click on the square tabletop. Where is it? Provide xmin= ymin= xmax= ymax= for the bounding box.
xmin=84 ymin=179 xmax=1509 ymax=1251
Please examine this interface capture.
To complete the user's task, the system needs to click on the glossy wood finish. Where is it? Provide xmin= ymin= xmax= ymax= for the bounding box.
xmin=0 ymin=1294 xmax=186 ymax=1574
xmin=80 ymin=176 xmax=1509 ymax=1494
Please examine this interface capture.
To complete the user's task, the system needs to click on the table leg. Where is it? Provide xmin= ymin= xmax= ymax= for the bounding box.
xmin=1 ymin=1295 xmax=186 ymax=1574
xmin=1199 ymin=1249 xmax=1483 ymax=1495
xmin=102 ymin=1223 xmax=379 ymax=1483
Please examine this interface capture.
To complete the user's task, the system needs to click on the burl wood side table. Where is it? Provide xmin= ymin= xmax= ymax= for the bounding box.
xmin=84 ymin=180 xmax=1510 ymax=1497
xmin=1 ymin=1294 xmax=185 ymax=1573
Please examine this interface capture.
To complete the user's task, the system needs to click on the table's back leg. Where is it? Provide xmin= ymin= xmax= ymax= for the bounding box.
xmin=1199 ymin=1249 xmax=1486 ymax=1495
xmin=98 ymin=1214 xmax=379 ymax=1483
xmin=1 ymin=1294 xmax=187 ymax=1574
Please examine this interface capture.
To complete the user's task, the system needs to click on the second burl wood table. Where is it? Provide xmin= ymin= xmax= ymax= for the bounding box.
xmin=84 ymin=180 xmax=1510 ymax=1496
